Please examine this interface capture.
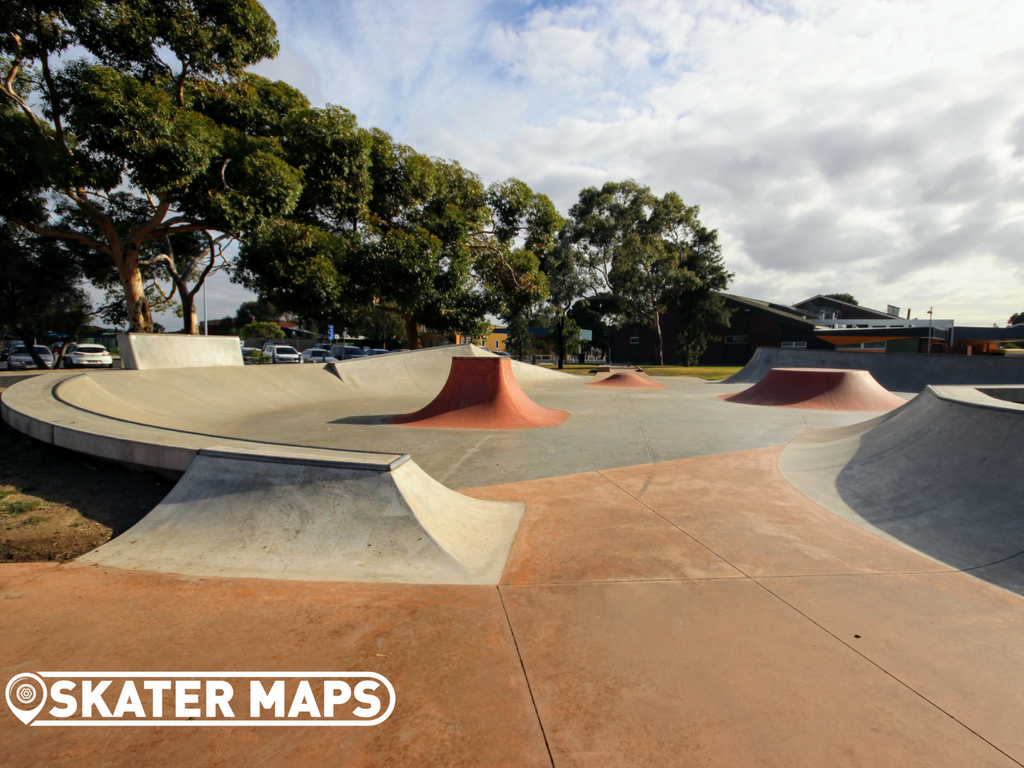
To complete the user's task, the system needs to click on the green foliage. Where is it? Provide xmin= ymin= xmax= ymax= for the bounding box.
xmin=825 ymin=293 xmax=859 ymax=305
xmin=348 ymin=306 xmax=406 ymax=347
xmin=239 ymin=321 xmax=283 ymax=339
xmin=0 ymin=0 xmax=299 ymax=332
xmin=1 ymin=499 xmax=43 ymax=518
xmin=505 ymin=313 xmax=533 ymax=361
xmin=570 ymin=180 xmax=732 ymax=365
xmin=1009 ymin=312 xmax=1023 ymax=326
xmin=235 ymin=298 xmax=280 ymax=325
xmin=464 ymin=318 xmax=494 ymax=346
xmin=213 ymin=316 xmax=237 ymax=335
xmin=0 ymin=222 xmax=91 ymax=364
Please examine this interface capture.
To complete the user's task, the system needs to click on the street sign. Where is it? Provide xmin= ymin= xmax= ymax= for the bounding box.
xmin=327 ymin=325 xmax=334 ymax=341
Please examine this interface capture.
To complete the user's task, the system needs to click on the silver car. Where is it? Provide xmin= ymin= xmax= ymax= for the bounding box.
xmin=261 ymin=343 xmax=303 ymax=363
xmin=300 ymin=348 xmax=339 ymax=364
xmin=6 ymin=345 xmax=54 ymax=370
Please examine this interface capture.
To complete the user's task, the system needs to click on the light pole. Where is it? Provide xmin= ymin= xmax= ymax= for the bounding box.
xmin=203 ymin=281 xmax=208 ymax=336
xmin=926 ymin=307 xmax=933 ymax=354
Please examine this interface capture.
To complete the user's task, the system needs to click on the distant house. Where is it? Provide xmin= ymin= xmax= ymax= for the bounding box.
xmin=792 ymin=295 xmax=899 ymax=322
xmin=606 ymin=293 xmax=834 ymax=367
xmin=702 ymin=294 xmax=835 ymax=366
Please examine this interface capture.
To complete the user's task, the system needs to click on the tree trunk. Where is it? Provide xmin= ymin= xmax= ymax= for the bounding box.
xmin=653 ymin=310 xmax=664 ymax=366
xmin=119 ymin=254 xmax=153 ymax=333
xmin=18 ymin=330 xmax=47 ymax=369
xmin=181 ymin=290 xmax=198 ymax=335
xmin=556 ymin=315 xmax=565 ymax=370
xmin=403 ymin=314 xmax=420 ymax=349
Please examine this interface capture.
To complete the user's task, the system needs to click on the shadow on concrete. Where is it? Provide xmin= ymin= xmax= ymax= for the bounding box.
xmin=330 ymin=414 xmax=399 ymax=426
xmin=829 ymin=392 xmax=1024 ymax=596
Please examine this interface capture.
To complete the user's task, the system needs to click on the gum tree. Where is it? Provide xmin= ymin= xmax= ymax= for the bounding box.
xmin=0 ymin=0 xmax=303 ymax=332
xmin=571 ymin=180 xmax=731 ymax=365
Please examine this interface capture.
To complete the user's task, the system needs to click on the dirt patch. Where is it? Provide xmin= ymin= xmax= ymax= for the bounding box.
xmin=0 ymin=398 xmax=174 ymax=563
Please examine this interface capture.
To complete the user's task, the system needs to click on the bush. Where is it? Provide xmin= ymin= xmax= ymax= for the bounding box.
xmin=240 ymin=322 xmax=284 ymax=339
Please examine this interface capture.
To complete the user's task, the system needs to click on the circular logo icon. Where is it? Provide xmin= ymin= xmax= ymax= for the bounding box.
xmin=5 ymin=673 xmax=47 ymax=724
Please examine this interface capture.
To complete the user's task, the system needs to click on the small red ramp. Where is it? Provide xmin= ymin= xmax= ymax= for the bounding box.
xmin=719 ymin=367 xmax=906 ymax=411
xmin=587 ymin=370 xmax=665 ymax=390
xmin=390 ymin=356 xmax=570 ymax=429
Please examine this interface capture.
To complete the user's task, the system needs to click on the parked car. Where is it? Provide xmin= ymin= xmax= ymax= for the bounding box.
xmin=6 ymin=345 xmax=55 ymax=370
xmin=312 ymin=342 xmax=333 ymax=351
xmin=1 ymin=340 xmax=21 ymax=361
xmin=241 ymin=347 xmax=261 ymax=365
xmin=329 ymin=345 xmax=367 ymax=360
xmin=363 ymin=348 xmax=390 ymax=356
xmin=62 ymin=343 xmax=114 ymax=368
xmin=261 ymin=342 xmax=302 ymax=364
xmin=301 ymin=348 xmax=339 ymax=364
xmin=493 ymin=350 xmax=511 ymax=357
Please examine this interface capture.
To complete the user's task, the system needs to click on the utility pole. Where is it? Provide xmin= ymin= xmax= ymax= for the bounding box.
xmin=203 ymin=282 xmax=208 ymax=336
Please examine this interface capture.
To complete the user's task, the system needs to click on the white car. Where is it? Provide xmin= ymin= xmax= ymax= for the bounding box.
xmin=62 ymin=343 xmax=114 ymax=369
xmin=262 ymin=342 xmax=303 ymax=363
xmin=300 ymin=348 xmax=339 ymax=364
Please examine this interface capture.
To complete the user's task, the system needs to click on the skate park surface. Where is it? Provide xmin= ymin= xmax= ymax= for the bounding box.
xmin=2 ymin=344 xmax=1024 ymax=767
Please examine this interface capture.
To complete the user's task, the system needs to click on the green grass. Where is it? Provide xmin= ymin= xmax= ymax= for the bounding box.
xmin=22 ymin=515 xmax=46 ymax=526
xmin=1 ymin=499 xmax=43 ymax=518
xmin=542 ymin=363 xmax=740 ymax=381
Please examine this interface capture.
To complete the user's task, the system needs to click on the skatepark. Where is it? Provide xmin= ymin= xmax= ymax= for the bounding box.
xmin=2 ymin=336 xmax=1024 ymax=766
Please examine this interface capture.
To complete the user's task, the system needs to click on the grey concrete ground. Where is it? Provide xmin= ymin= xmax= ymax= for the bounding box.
xmin=221 ymin=376 xmax=881 ymax=488
xmin=780 ymin=385 xmax=1024 ymax=596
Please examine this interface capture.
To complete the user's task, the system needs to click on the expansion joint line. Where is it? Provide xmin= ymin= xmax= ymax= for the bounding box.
xmin=596 ymin=471 xmax=1024 ymax=767
xmin=438 ymin=430 xmax=495 ymax=485
xmin=626 ymin=392 xmax=654 ymax=464
xmin=497 ymin=586 xmax=555 ymax=768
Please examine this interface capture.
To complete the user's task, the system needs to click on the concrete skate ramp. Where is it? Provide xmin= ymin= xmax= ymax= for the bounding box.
xmin=721 ymin=368 xmax=906 ymax=411
xmin=780 ymin=385 xmax=1024 ymax=595
xmin=80 ymin=446 xmax=525 ymax=584
xmin=723 ymin=347 xmax=1024 ymax=391
xmin=390 ymin=356 xmax=570 ymax=429
xmin=587 ymin=370 xmax=665 ymax=389
xmin=0 ymin=345 xmax=575 ymax=476
xmin=52 ymin=346 xmax=570 ymax=436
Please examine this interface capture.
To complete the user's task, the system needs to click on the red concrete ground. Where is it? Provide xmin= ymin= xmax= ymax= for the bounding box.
xmin=2 ymin=447 xmax=1022 ymax=767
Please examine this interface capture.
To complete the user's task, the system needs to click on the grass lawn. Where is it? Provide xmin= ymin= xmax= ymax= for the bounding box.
xmin=540 ymin=363 xmax=741 ymax=381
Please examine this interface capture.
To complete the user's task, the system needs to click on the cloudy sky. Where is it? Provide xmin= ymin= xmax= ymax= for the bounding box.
xmin=168 ymin=0 xmax=1024 ymax=329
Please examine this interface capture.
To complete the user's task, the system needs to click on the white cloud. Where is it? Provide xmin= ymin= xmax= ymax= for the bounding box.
xmin=236 ymin=0 xmax=1024 ymax=325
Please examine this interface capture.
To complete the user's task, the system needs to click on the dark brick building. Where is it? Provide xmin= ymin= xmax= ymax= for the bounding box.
xmin=606 ymin=293 xmax=835 ymax=367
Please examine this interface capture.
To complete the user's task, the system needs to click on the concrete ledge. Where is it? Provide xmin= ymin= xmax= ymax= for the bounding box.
xmin=118 ymin=331 xmax=243 ymax=370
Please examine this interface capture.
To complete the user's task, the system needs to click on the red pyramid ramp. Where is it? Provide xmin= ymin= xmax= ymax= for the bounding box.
xmin=587 ymin=370 xmax=665 ymax=389
xmin=389 ymin=356 xmax=570 ymax=430
xmin=719 ymin=367 xmax=907 ymax=411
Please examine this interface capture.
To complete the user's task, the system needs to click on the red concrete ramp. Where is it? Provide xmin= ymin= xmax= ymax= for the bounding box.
xmin=587 ymin=370 xmax=665 ymax=390
xmin=390 ymin=357 xmax=570 ymax=430
xmin=720 ymin=367 xmax=907 ymax=411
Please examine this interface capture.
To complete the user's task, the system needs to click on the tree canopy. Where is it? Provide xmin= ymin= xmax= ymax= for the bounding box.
xmin=1 ymin=0 xmax=300 ymax=331
xmin=825 ymin=293 xmax=859 ymax=305
xmin=0 ymin=221 xmax=90 ymax=366
xmin=2 ymin=2 xmax=733 ymax=356
xmin=570 ymin=180 xmax=731 ymax=365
